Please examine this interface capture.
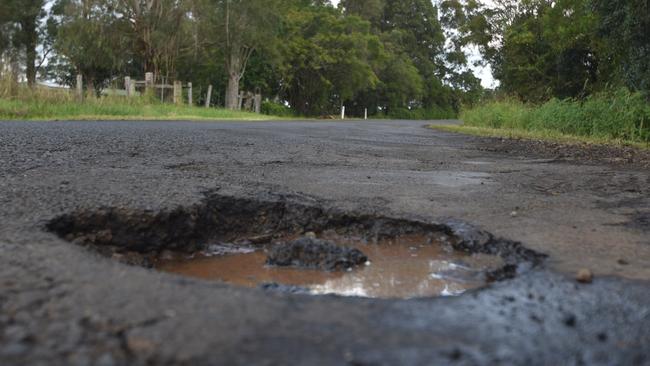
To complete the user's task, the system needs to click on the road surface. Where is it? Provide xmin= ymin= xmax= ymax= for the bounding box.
xmin=1 ymin=120 xmax=648 ymax=365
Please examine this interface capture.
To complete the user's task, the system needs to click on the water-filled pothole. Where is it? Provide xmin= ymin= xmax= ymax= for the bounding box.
xmin=46 ymin=193 xmax=546 ymax=299
xmin=157 ymin=233 xmax=505 ymax=298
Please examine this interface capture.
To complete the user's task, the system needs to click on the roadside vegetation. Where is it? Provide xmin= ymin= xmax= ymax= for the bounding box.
xmin=0 ymin=97 xmax=270 ymax=121
xmin=0 ymin=0 xmax=483 ymax=120
xmin=451 ymin=89 xmax=650 ymax=147
xmin=1 ymin=0 xmax=648 ymax=126
xmin=434 ymin=0 xmax=650 ymax=147
xmin=0 ymin=82 xmax=270 ymax=121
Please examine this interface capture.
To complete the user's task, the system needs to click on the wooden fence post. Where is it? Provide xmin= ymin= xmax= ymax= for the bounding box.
xmin=205 ymin=85 xmax=213 ymax=108
xmin=76 ymin=74 xmax=83 ymax=102
xmin=124 ymin=77 xmax=131 ymax=97
xmin=254 ymin=93 xmax=262 ymax=114
xmin=145 ymin=72 xmax=154 ymax=95
xmin=173 ymin=81 xmax=182 ymax=105
xmin=188 ymin=82 xmax=193 ymax=105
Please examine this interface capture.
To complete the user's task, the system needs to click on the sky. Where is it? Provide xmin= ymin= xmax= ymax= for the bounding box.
xmin=329 ymin=0 xmax=497 ymax=88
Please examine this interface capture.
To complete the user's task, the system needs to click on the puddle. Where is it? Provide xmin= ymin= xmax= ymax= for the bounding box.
xmin=157 ymin=235 xmax=504 ymax=299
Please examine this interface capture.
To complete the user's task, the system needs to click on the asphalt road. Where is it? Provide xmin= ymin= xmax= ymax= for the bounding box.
xmin=1 ymin=120 xmax=649 ymax=365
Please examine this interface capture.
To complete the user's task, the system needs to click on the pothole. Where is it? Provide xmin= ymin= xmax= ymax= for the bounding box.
xmin=46 ymin=193 xmax=547 ymax=299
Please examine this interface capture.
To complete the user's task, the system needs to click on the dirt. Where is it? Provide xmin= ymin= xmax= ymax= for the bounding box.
xmin=0 ymin=120 xmax=649 ymax=365
xmin=475 ymin=136 xmax=650 ymax=168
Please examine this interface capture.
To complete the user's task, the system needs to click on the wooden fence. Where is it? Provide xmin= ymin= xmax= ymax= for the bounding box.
xmin=75 ymin=72 xmax=262 ymax=113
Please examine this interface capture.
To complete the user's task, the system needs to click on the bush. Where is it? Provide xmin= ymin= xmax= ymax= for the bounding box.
xmin=460 ymin=89 xmax=650 ymax=143
xmin=261 ymin=100 xmax=295 ymax=117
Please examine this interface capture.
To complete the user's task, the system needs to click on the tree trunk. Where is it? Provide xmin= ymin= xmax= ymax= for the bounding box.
xmin=225 ymin=70 xmax=240 ymax=110
xmin=87 ymin=77 xmax=95 ymax=97
xmin=23 ymin=20 xmax=38 ymax=87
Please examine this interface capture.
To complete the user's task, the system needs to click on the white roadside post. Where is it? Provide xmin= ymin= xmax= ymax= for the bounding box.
xmin=205 ymin=85 xmax=213 ymax=108
xmin=364 ymin=108 xmax=368 ymax=120
xmin=124 ymin=77 xmax=131 ymax=97
xmin=341 ymin=106 xmax=346 ymax=120
xmin=76 ymin=74 xmax=83 ymax=102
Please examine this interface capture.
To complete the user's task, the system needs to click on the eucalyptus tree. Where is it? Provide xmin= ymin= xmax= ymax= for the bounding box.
xmin=114 ymin=0 xmax=190 ymax=77
xmin=50 ymin=0 xmax=127 ymax=91
xmin=193 ymin=0 xmax=285 ymax=109
xmin=1 ymin=0 xmax=48 ymax=85
xmin=279 ymin=4 xmax=380 ymax=115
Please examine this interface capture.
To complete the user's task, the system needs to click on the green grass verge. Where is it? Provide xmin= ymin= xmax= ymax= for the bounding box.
xmin=0 ymin=97 xmax=277 ymax=121
xmin=448 ymin=88 xmax=650 ymax=148
xmin=429 ymin=124 xmax=650 ymax=150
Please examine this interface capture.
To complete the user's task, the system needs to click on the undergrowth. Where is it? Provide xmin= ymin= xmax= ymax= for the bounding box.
xmin=460 ymin=89 xmax=650 ymax=144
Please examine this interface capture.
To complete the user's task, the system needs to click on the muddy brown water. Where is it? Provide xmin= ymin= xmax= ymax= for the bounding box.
xmin=157 ymin=235 xmax=504 ymax=299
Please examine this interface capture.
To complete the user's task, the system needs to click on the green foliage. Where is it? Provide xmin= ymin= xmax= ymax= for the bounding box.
xmin=593 ymin=0 xmax=650 ymax=96
xmin=461 ymin=89 xmax=650 ymax=143
xmin=280 ymin=6 xmax=380 ymax=115
xmin=0 ymin=0 xmax=47 ymax=84
xmin=48 ymin=0 xmax=127 ymax=91
xmin=337 ymin=0 xmax=478 ymax=118
xmin=451 ymin=0 xmax=649 ymax=101
xmin=261 ymin=100 xmax=295 ymax=117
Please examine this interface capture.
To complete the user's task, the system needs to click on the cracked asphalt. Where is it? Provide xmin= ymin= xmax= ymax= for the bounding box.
xmin=1 ymin=120 xmax=649 ymax=365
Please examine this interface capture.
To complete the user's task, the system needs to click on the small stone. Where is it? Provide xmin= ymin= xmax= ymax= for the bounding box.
xmin=510 ymin=211 xmax=518 ymax=217
xmin=617 ymin=259 xmax=629 ymax=265
xmin=126 ymin=336 xmax=155 ymax=354
xmin=304 ymin=231 xmax=317 ymax=239
xmin=576 ymin=268 xmax=593 ymax=284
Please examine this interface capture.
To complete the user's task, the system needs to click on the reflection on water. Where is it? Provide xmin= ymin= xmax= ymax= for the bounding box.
xmin=157 ymin=236 xmax=503 ymax=299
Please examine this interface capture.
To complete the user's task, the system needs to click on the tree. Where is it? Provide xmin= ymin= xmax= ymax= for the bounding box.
xmin=339 ymin=0 xmax=385 ymax=24
xmin=446 ymin=0 xmax=601 ymax=101
xmin=114 ymin=0 xmax=189 ymax=77
xmin=199 ymin=0 xmax=285 ymax=110
xmin=50 ymin=0 xmax=126 ymax=91
xmin=594 ymin=0 xmax=650 ymax=96
xmin=2 ymin=0 xmax=47 ymax=86
xmin=279 ymin=5 xmax=380 ymax=115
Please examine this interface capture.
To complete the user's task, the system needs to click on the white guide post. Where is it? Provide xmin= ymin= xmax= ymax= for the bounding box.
xmin=205 ymin=85 xmax=213 ymax=108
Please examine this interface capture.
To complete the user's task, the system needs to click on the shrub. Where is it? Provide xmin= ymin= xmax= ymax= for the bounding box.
xmin=261 ymin=100 xmax=295 ymax=117
xmin=461 ymin=89 xmax=650 ymax=143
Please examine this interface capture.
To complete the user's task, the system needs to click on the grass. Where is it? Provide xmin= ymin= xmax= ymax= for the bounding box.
xmin=442 ymin=88 xmax=650 ymax=148
xmin=430 ymin=124 xmax=650 ymax=149
xmin=0 ymin=80 xmax=277 ymax=121
xmin=0 ymin=97 xmax=275 ymax=121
